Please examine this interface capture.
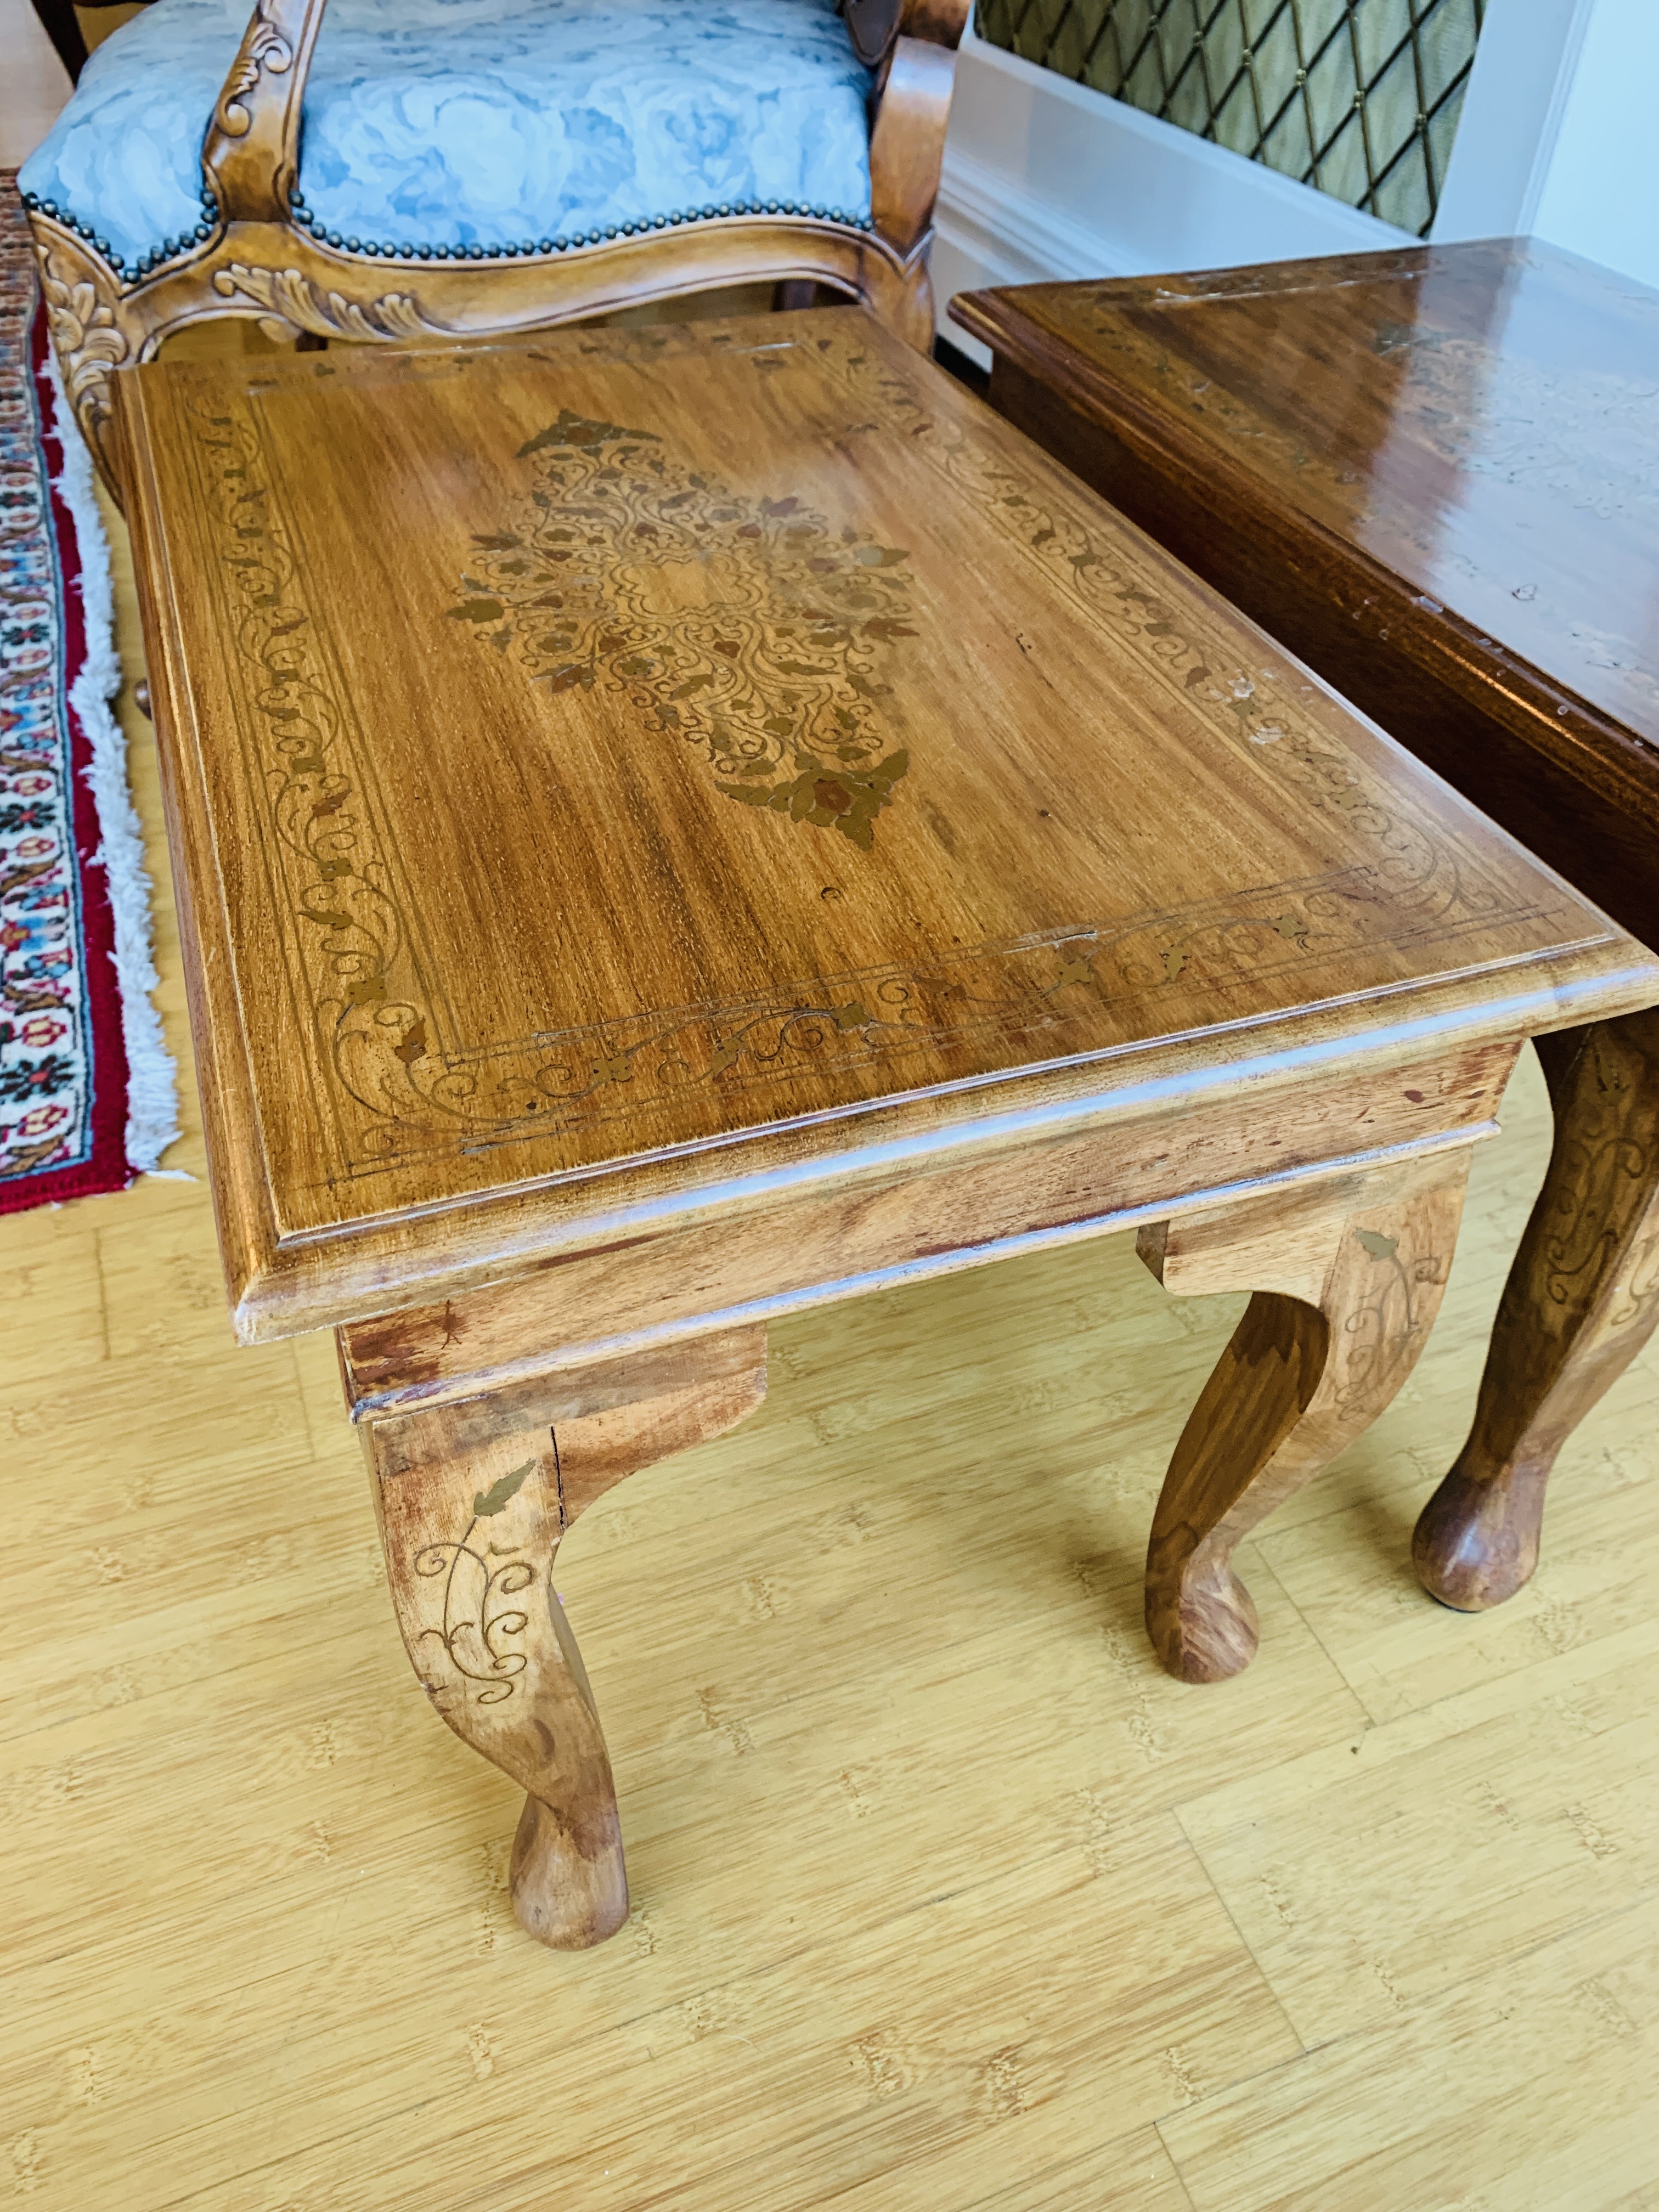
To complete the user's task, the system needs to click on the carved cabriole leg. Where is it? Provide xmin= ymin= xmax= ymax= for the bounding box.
xmin=1415 ymin=1013 xmax=1659 ymax=1611
xmin=1136 ymin=1148 xmax=1472 ymax=1681
xmin=345 ymin=1322 xmax=767 ymax=1948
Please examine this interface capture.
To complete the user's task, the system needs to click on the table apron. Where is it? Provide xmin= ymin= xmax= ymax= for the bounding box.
xmin=339 ymin=1035 xmax=1518 ymax=1415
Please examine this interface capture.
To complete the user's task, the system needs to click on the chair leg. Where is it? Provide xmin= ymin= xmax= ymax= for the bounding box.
xmin=28 ymin=0 xmax=88 ymax=81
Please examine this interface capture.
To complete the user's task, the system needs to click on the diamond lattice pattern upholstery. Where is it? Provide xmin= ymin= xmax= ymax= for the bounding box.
xmin=976 ymin=0 xmax=1485 ymax=236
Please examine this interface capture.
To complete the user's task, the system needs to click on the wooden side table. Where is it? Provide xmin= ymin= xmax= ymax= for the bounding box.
xmin=955 ymin=242 xmax=1659 ymax=1620
xmin=116 ymin=307 xmax=1658 ymax=1945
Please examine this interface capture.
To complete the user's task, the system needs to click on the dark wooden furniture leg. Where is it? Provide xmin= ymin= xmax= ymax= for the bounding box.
xmin=346 ymin=1323 xmax=768 ymax=1948
xmin=1415 ymin=1013 xmax=1659 ymax=1610
xmin=1138 ymin=1150 xmax=1471 ymax=1680
xmin=27 ymin=0 xmax=87 ymax=81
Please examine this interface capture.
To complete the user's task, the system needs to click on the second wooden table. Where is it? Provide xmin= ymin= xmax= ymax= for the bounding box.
xmin=116 ymin=308 xmax=1658 ymax=1947
xmin=955 ymin=242 xmax=1659 ymax=1622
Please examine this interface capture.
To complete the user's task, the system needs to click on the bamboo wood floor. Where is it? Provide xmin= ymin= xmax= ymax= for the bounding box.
xmin=3 ymin=386 xmax=1658 ymax=2211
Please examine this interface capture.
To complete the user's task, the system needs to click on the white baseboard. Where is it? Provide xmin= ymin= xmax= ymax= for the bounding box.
xmin=934 ymin=31 xmax=1414 ymax=367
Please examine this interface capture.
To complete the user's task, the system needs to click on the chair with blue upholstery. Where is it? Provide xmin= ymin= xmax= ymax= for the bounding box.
xmin=21 ymin=0 xmax=968 ymax=494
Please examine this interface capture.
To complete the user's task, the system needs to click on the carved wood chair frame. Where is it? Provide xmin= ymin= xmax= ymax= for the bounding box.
xmin=25 ymin=0 xmax=968 ymax=498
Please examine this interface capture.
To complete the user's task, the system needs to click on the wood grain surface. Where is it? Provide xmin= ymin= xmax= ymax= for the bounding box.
xmin=115 ymin=306 xmax=1658 ymax=1339
xmin=954 ymin=245 xmax=1659 ymax=1631
xmin=328 ymin=1037 xmax=1517 ymax=1405
xmin=952 ymin=240 xmax=1659 ymax=947
xmin=353 ymin=1323 xmax=767 ymax=1946
xmin=1139 ymin=1146 xmax=1470 ymax=1680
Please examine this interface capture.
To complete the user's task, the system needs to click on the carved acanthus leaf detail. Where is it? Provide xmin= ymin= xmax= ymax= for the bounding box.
xmin=212 ymin=264 xmax=445 ymax=346
xmin=214 ymin=0 xmax=295 ymax=137
xmin=37 ymin=249 xmax=129 ymax=440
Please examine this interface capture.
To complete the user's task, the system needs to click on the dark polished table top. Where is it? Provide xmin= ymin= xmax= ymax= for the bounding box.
xmin=954 ymin=239 xmax=1659 ymax=945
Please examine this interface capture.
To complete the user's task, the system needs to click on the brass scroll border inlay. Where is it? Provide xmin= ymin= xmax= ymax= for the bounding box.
xmin=186 ymin=332 xmax=1566 ymax=1176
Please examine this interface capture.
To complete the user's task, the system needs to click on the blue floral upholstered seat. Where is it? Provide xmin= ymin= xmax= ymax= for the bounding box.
xmin=22 ymin=0 xmax=877 ymax=282
xmin=22 ymin=0 xmax=968 ymax=495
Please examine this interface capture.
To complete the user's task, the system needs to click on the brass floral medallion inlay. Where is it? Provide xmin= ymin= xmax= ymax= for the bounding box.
xmin=448 ymin=409 xmax=915 ymax=849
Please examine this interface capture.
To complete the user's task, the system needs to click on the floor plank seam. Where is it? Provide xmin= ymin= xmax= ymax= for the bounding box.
xmin=1234 ymin=1547 xmax=1378 ymax=1726
xmin=1150 ymin=2120 xmax=1206 ymax=2212
xmin=1164 ymin=1805 xmax=1312 ymax=2082
xmin=1343 ymin=1585 xmax=1659 ymax=1735
xmin=1157 ymin=1882 xmax=1659 ymax=2119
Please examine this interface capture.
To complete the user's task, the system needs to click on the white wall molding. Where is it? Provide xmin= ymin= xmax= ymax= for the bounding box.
xmin=933 ymin=30 xmax=1414 ymax=362
xmin=936 ymin=144 xmax=1127 ymax=292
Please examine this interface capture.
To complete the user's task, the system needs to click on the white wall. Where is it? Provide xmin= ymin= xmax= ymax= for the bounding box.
xmin=1527 ymin=0 xmax=1659 ymax=288
xmin=935 ymin=0 xmax=1659 ymax=364
xmin=1430 ymin=0 xmax=1594 ymax=242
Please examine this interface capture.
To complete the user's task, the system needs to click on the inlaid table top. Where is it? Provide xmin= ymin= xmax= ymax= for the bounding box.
xmin=952 ymin=238 xmax=1659 ymax=943
xmin=118 ymin=307 xmax=1657 ymax=1344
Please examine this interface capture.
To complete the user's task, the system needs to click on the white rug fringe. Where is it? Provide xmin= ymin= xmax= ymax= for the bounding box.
xmin=48 ymin=362 xmax=181 ymax=1176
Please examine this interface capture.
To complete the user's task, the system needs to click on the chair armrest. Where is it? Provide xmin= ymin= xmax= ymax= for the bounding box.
xmin=203 ymin=0 xmax=330 ymax=223
xmin=868 ymin=33 xmax=956 ymax=256
xmin=842 ymin=0 xmax=969 ymax=69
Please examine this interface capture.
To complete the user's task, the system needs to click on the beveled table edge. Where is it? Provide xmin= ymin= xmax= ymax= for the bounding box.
xmin=231 ymin=949 xmax=1658 ymax=1341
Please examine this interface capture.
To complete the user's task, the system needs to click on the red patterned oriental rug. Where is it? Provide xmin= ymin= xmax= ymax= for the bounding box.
xmin=1 ymin=178 xmax=175 ymax=1213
